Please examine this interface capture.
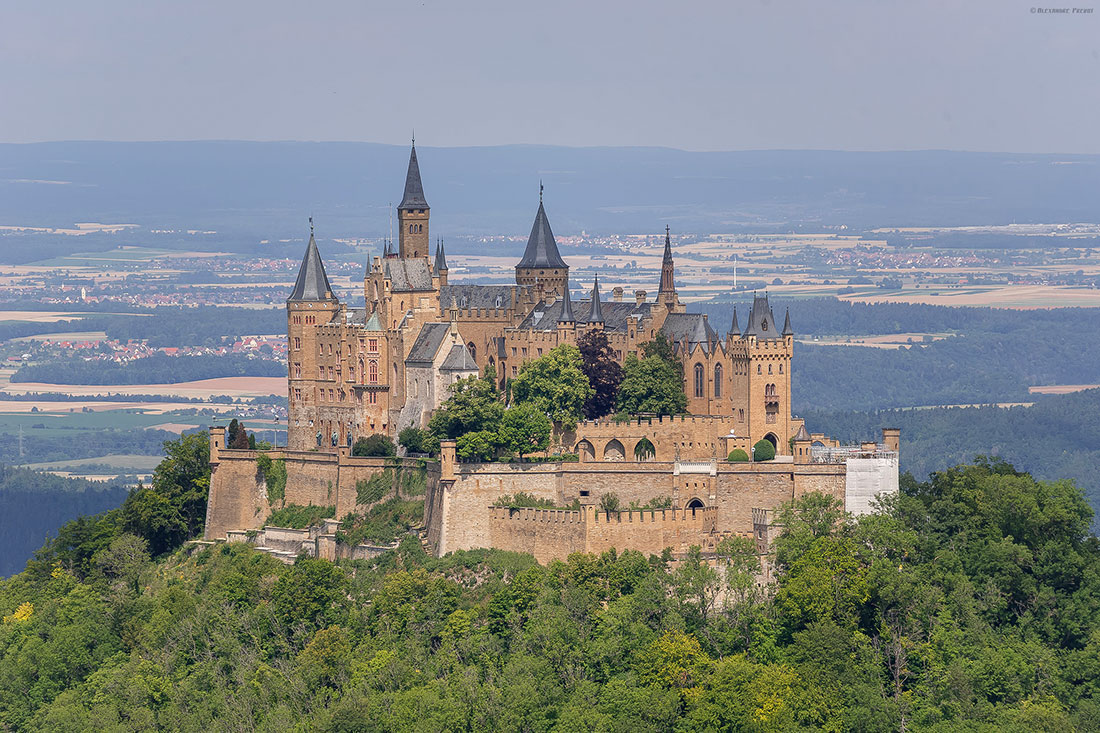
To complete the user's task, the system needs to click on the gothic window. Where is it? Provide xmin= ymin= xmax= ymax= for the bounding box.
xmin=768 ymin=363 xmax=773 ymax=375
xmin=714 ymin=364 xmax=722 ymax=398
xmin=694 ymin=363 xmax=704 ymax=398
xmin=757 ymin=364 xmax=762 ymax=375
xmin=318 ymin=366 xmax=324 ymax=379
xmin=293 ymin=337 xmax=300 ymax=350
xmin=293 ymin=363 xmax=301 ymax=378
xmin=467 ymin=342 xmax=477 ymax=362
xmin=779 ymin=362 xmax=784 ymax=374
xmin=409 ymin=224 xmax=413 ymax=234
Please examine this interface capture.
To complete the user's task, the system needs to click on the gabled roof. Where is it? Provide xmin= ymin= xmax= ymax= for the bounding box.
xmin=588 ymin=276 xmax=604 ymax=323
xmin=383 ymin=258 xmax=434 ymax=292
xmin=434 ymin=239 xmax=448 ymax=271
xmin=440 ymin=343 xmax=478 ymax=372
xmin=517 ymin=200 xmax=568 ymax=269
xmin=661 ymin=313 xmax=719 ymax=354
xmin=398 ymin=145 xmax=428 ymax=211
xmin=406 ymin=323 xmax=451 ymax=365
xmin=288 ymin=231 xmax=335 ymax=302
xmin=440 ymin=284 xmax=512 ymax=310
xmin=742 ymin=294 xmax=780 ymax=339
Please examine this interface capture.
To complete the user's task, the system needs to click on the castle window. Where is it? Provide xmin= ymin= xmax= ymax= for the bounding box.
xmin=359 ymin=359 xmax=364 ymax=383
xmin=369 ymin=391 xmax=377 ymax=404
xmin=409 ymin=224 xmax=413 ymax=234
xmin=694 ymin=363 xmax=704 ymax=398
xmin=294 ymin=363 xmax=301 ymax=378
xmin=522 ymin=348 xmax=528 ymax=357
xmin=369 ymin=338 xmax=377 ymax=352
xmin=537 ymin=348 xmax=542 ymax=357
xmin=318 ymin=366 xmax=324 ymax=379
xmin=768 ymin=364 xmax=773 ymax=375
xmin=294 ymin=388 xmax=302 ymax=401
xmin=293 ymin=337 xmax=300 ymax=350
xmin=779 ymin=363 xmax=784 ymax=374
xmin=369 ymin=360 xmax=377 ymax=383
xmin=758 ymin=364 xmax=762 ymax=375
xmin=714 ymin=364 xmax=722 ymax=398
xmin=511 ymin=366 xmax=517 ymax=377
xmin=738 ymin=408 xmax=744 ymax=421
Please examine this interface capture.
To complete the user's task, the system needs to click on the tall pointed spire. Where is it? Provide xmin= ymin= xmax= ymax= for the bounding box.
xmin=288 ymin=221 xmax=335 ymax=301
xmin=659 ymin=225 xmax=676 ymax=295
xmin=729 ymin=307 xmax=740 ymax=337
xmin=782 ymin=308 xmax=793 ymax=336
xmin=398 ymin=141 xmax=428 ymax=211
xmin=517 ymin=190 xmax=567 ymax=269
xmin=588 ymin=275 xmax=604 ymax=324
xmin=559 ymin=277 xmax=575 ymax=323
xmin=434 ymin=238 xmax=448 ymax=271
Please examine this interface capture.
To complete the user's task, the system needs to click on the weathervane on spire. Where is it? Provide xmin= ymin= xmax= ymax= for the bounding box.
xmin=309 ymin=215 xmax=314 ymax=236
xmin=411 ymin=130 xmax=415 ymax=147
xmin=666 ymin=224 xmax=670 ymax=237
xmin=540 ymin=180 xmax=544 ymax=204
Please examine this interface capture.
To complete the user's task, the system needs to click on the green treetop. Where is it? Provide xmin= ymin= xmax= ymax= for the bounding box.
xmin=510 ymin=344 xmax=593 ymax=430
xmin=616 ymin=351 xmax=688 ymax=416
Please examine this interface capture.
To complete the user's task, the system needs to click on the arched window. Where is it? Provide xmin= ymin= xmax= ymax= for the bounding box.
xmin=408 ymin=224 xmax=413 ymax=234
xmin=369 ymin=360 xmax=377 ymax=383
xmin=757 ymin=364 xmax=762 ymax=374
xmin=633 ymin=438 xmax=656 ymax=461
xmin=779 ymin=362 xmax=784 ymax=374
xmin=693 ymin=363 xmax=704 ymax=398
xmin=467 ymin=342 xmax=477 ymax=362
xmin=714 ymin=364 xmax=723 ymax=398
xmin=358 ymin=359 xmax=364 ymax=383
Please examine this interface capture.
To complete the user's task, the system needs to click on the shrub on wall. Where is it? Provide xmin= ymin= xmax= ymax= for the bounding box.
xmin=398 ymin=427 xmax=429 ymax=455
xmin=752 ymin=439 xmax=776 ymax=462
xmin=353 ymin=434 xmax=396 ymax=457
xmin=728 ymin=449 xmax=750 ymax=462
xmin=256 ymin=452 xmax=287 ymax=504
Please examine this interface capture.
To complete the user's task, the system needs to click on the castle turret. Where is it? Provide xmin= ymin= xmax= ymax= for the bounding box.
xmin=516 ymin=184 xmax=568 ymax=298
xmin=397 ymin=142 xmax=429 ymax=259
xmin=559 ymin=277 xmax=575 ymax=324
xmin=287 ymin=220 xmax=340 ymax=450
xmin=434 ymin=238 xmax=448 ymax=286
xmin=588 ymin=274 xmax=604 ymax=326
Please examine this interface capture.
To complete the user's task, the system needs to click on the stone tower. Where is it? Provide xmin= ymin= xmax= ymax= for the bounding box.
xmin=658 ymin=225 xmax=676 ymax=307
xmin=397 ymin=143 xmax=429 ymax=259
xmin=515 ymin=186 xmax=568 ymax=299
xmin=286 ymin=222 xmax=340 ymax=450
xmin=739 ymin=294 xmax=793 ymax=454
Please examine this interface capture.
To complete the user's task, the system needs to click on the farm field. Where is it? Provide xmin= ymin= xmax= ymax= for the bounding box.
xmin=1029 ymin=384 xmax=1100 ymax=395
xmin=0 ymin=376 xmax=286 ymax=400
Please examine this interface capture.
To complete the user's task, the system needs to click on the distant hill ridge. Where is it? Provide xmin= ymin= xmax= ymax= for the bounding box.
xmin=2 ymin=142 xmax=1099 ymax=239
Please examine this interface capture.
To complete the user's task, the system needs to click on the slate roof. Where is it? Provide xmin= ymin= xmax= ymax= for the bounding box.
xmin=588 ymin=276 xmax=604 ymax=323
xmin=288 ymin=232 xmax=336 ymax=302
xmin=741 ymin=294 xmax=780 ymax=339
xmin=518 ymin=297 xmax=652 ymax=332
xmin=728 ymin=308 xmax=740 ymax=336
xmin=793 ymin=424 xmax=812 ymax=441
xmin=406 ymin=323 xmax=451 ymax=365
xmin=398 ymin=145 xmax=428 ymax=210
xmin=517 ymin=201 xmax=568 ymax=269
xmin=434 ymin=239 xmax=448 ymax=271
xmin=440 ymin=343 xmax=478 ymax=372
xmin=384 ymin=258 xmax=434 ymax=292
xmin=782 ymin=308 xmax=793 ymax=336
xmin=558 ymin=279 xmax=575 ymax=323
xmin=661 ymin=313 xmax=719 ymax=354
xmin=440 ymin=284 xmax=512 ymax=310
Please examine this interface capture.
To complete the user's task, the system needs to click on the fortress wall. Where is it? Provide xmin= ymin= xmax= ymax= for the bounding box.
xmin=432 ymin=463 xmax=562 ymax=555
xmin=488 ymin=507 xmax=586 ymax=563
xmin=714 ymin=463 xmax=846 ymax=535
xmin=568 ymin=415 xmax=738 ymax=462
xmin=205 ymin=442 xmax=435 ymax=539
xmin=284 ymin=451 xmax=340 ymax=509
xmin=585 ymin=506 xmax=718 ymax=557
xmin=205 ymin=449 xmax=276 ymax=541
xmin=558 ymin=462 xmax=678 ymax=505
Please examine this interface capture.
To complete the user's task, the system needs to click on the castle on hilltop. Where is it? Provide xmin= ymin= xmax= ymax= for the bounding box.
xmin=288 ymin=143 xmax=797 ymax=454
xmin=204 ymin=144 xmax=899 ymax=564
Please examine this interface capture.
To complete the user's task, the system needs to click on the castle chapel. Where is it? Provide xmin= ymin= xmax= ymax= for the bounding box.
xmin=287 ymin=144 xmax=798 ymax=455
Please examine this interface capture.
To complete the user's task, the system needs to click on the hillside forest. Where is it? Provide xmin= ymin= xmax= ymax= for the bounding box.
xmin=1 ymin=438 xmax=1099 ymax=730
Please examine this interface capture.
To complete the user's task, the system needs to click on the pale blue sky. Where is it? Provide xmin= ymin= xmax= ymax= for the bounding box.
xmin=1 ymin=0 xmax=1097 ymax=152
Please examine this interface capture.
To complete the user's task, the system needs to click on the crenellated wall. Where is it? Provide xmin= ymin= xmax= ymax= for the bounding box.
xmin=205 ymin=429 xmax=438 ymax=540
xmin=488 ymin=504 xmax=719 ymax=564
